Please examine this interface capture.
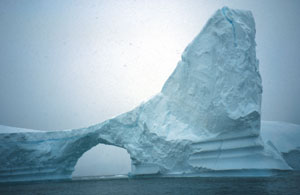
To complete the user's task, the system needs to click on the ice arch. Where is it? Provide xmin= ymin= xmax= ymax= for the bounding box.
xmin=0 ymin=108 xmax=191 ymax=182
xmin=72 ymin=144 xmax=131 ymax=177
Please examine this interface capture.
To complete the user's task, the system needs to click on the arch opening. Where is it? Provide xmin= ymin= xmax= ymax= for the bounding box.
xmin=72 ymin=143 xmax=131 ymax=178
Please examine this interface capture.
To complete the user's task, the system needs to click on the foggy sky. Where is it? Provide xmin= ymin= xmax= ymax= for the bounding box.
xmin=1 ymin=0 xmax=300 ymax=175
xmin=1 ymin=0 xmax=300 ymax=131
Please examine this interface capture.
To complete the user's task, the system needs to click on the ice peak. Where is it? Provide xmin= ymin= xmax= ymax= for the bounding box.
xmin=154 ymin=6 xmax=262 ymax=139
xmin=221 ymin=6 xmax=237 ymax=46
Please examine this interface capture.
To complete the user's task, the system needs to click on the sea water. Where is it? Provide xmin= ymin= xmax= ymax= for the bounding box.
xmin=1 ymin=171 xmax=300 ymax=195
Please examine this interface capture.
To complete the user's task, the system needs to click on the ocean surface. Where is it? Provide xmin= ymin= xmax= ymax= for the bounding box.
xmin=1 ymin=172 xmax=300 ymax=195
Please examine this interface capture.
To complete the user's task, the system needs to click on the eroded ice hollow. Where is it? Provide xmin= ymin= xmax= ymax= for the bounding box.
xmin=0 ymin=7 xmax=299 ymax=182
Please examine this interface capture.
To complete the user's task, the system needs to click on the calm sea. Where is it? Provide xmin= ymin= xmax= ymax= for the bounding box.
xmin=1 ymin=172 xmax=300 ymax=195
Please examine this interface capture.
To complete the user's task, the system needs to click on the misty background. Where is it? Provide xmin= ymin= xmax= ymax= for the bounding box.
xmin=1 ymin=0 xmax=299 ymax=176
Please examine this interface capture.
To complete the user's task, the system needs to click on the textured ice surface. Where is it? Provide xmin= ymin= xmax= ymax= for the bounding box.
xmin=0 ymin=125 xmax=41 ymax=134
xmin=0 ymin=7 xmax=295 ymax=182
xmin=155 ymin=6 xmax=262 ymax=141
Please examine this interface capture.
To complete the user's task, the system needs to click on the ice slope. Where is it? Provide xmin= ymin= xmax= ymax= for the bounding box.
xmin=261 ymin=121 xmax=300 ymax=169
xmin=0 ymin=125 xmax=41 ymax=134
xmin=0 ymin=7 xmax=294 ymax=182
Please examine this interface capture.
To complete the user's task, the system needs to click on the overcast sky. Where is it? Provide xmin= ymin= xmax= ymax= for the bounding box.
xmin=1 ymin=0 xmax=299 ymax=131
xmin=1 ymin=0 xmax=300 ymax=176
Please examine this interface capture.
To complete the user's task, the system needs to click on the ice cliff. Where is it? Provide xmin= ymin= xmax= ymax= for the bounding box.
xmin=0 ymin=7 xmax=297 ymax=182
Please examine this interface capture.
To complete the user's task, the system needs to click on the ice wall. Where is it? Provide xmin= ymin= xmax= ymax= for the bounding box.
xmin=140 ymin=7 xmax=262 ymax=141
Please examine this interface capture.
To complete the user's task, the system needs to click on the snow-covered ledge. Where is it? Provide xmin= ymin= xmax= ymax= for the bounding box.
xmin=0 ymin=7 xmax=298 ymax=182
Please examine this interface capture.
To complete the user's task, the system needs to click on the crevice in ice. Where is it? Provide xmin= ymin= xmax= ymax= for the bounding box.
xmin=215 ymin=139 xmax=223 ymax=169
xmin=222 ymin=6 xmax=237 ymax=47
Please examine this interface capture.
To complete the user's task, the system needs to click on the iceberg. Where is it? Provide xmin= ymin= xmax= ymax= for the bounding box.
xmin=0 ymin=7 xmax=297 ymax=182
xmin=261 ymin=121 xmax=300 ymax=170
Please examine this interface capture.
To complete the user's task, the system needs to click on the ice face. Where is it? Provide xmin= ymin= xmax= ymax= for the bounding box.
xmin=139 ymin=7 xmax=262 ymax=141
xmin=0 ymin=7 xmax=295 ymax=182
